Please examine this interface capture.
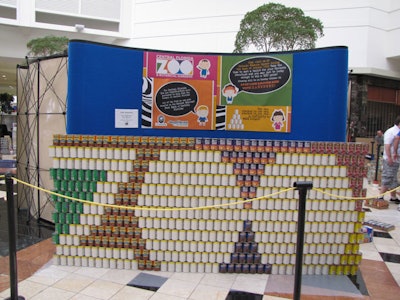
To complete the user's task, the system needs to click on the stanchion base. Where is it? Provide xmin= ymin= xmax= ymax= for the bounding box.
xmin=5 ymin=296 xmax=25 ymax=300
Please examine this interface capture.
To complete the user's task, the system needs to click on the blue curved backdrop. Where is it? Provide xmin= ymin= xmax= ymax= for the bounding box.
xmin=67 ymin=40 xmax=348 ymax=142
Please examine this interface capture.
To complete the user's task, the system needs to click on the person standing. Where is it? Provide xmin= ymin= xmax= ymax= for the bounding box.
xmin=375 ymin=129 xmax=384 ymax=157
xmin=375 ymin=129 xmax=384 ymax=147
xmin=379 ymin=116 xmax=400 ymax=204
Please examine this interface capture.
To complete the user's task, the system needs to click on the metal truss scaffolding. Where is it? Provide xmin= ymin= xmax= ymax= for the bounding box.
xmin=16 ymin=54 xmax=68 ymax=222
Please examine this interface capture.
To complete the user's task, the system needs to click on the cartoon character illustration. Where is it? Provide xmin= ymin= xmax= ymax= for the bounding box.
xmin=271 ymin=109 xmax=286 ymax=131
xmin=196 ymin=59 xmax=211 ymax=78
xmin=196 ymin=105 xmax=209 ymax=126
xmin=222 ymin=84 xmax=239 ymax=104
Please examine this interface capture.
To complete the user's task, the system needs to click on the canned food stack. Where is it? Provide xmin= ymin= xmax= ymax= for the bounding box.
xmin=49 ymin=134 xmax=368 ymax=275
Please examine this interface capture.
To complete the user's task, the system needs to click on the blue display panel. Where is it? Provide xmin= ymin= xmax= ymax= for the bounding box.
xmin=67 ymin=40 xmax=348 ymax=141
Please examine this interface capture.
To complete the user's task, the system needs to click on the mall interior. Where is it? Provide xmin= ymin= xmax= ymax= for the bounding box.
xmin=1 ymin=1 xmax=400 ymax=299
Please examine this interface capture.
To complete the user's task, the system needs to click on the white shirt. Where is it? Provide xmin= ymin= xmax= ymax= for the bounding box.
xmin=383 ymin=124 xmax=400 ymax=161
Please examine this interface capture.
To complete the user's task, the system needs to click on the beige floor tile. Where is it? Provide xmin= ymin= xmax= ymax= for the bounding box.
xmin=359 ymin=249 xmax=384 ymax=261
xmin=80 ymin=279 xmax=124 ymax=299
xmin=52 ymin=273 xmax=96 ymax=293
xmin=69 ymin=294 xmax=102 ymax=300
xmin=100 ymin=269 xmax=141 ymax=285
xmin=30 ymin=286 xmax=76 ymax=300
xmin=73 ymin=266 xmax=111 ymax=279
xmin=188 ymin=283 xmax=229 ymax=300
xmin=231 ymin=274 xmax=268 ymax=295
xmin=0 ymin=279 xmax=48 ymax=299
xmin=156 ymin=278 xmax=198 ymax=298
xmin=199 ymin=273 xmax=237 ymax=288
xmin=110 ymin=285 xmax=154 ymax=300
xmin=148 ymin=292 xmax=188 ymax=300
xmin=27 ymin=265 xmax=71 ymax=286
xmin=170 ymin=271 xmax=205 ymax=283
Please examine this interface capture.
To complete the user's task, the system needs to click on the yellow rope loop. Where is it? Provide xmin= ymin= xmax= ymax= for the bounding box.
xmin=313 ymin=185 xmax=400 ymax=200
xmin=12 ymin=176 xmax=296 ymax=211
xmin=10 ymin=175 xmax=392 ymax=211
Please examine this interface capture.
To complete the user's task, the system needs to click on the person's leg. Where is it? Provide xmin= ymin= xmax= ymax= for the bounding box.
xmin=387 ymin=162 xmax=400 ymax=202
xmin=380 ymin=160 xmax=391 ymax=199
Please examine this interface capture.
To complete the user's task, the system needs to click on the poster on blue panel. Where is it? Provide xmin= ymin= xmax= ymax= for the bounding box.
xmin=142 ymin=51 xmax=293 ymax=132
xmin=220 ymin=55 xmax=292 ymax=132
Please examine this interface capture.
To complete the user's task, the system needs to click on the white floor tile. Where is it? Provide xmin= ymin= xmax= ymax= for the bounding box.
xmin=231 ymin=274 xmax=268 ymax=295
xmin=148 ymin=292 xmax=188 ymax=300
xmin=374 ymin=242 xmax=400 ymax=255
xmin=73 ymin=266 xmax=111 ymax=279
xmin=188 ymin=283 xmax=229 ymax=300
xmin=170 ymin=272 xmax=205 ymax=283
xmin=199 ymin=273 xmax=237 ymax=288
xmin=359 ymin=249 xmax=384 ymax=261
xmin=0 ymin=279 xmax=48 ymax=299
xmin=156 ymin=278 xmax=199 ymax=298
xmin=143 ymin=270 xmax=175 ymax=278
xmin=80 ymin=279 xmax=124 ymax=300
xmin=386 ymin=262 xmax=400 ymax=277
xmin=263 ymin=295 xmax=292 ymax=299
xmin=29 ymin=286 xmax=76 ymax=300
xmin=27 ymin=264 xmax=71 ymax=286
xmin=69 ymin=294 xmax=102 ymax=300
xmin=100 ymin=269 xmax=141 ymax=285
xmin=110 ymin=286 xmax=154 ymax=300
xmin=52 ymin=273 xmax=96 ymax=293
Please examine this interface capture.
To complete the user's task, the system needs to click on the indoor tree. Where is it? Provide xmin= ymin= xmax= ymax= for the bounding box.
xmin=26 ymin=35 xmax=69 ymax=57
xmin=234 ymin=3 xmax=324 ymax=53
xmin=0 ymin=92 xmax=14 ymax=114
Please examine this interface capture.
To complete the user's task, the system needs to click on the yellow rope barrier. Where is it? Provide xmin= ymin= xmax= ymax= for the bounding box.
xmin=12 ymin=176 xmax=296 ymax=211
xmin=314 ymin=185 xmax=400 ymax=200
xmin=7 ymin=175 xmax=398 ymax=211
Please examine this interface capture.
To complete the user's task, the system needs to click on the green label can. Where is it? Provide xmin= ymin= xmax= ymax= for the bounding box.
xmin=52 ymin=212 xmax=59 ymax=223
xmin=71 ymin=169 xmax=78 ymax=181
xmin=62 ymin=223 xmax=70 ymax=234
xmin=92 ymin=170 xmax=99 ymax=181
xmin=85 ymin=170 xmax=92 ymax=181
xmin=64 ymin=169 xmax=71 ymax=180
xmin=66 ymin=213 xmax=73 ymax=224
xmin=56 ymin=169 xmax=63 ymax=180
xmin=90 ymin=181 xmax=97 ymax=192
xmin=76 ymin=202 xmax=84 ymax=213
xmin=75 ymin=180 xmax=85 ymax=192
xmin=86 ymin=193 xmax=93 ymax=202
xmin=73 ymin=213 xmax=80 ymax=224
xmin=52 ymin=233 xmax=59 ymax=244
xmin=69 ymin=202 xmax=76 ymax=213
xmin=79 ymin=192 xmax=86 ymax=200
xmin=78 ymin=169 xmax=85 ymax=181
xmin=55 ymin=223 xmax=62 ymax=234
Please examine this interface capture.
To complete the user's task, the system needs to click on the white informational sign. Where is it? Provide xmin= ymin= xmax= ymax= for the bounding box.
xmin=115 ymin=109 xmax=138 ymax=128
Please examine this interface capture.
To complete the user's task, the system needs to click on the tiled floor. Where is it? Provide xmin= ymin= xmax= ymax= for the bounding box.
xmin=1 ymin=183 xmax=400 ymax=299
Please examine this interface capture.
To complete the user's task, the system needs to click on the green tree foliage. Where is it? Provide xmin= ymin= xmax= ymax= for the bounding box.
xmin=26 ymin=35 xmax=69 ymax=57
xmin=0 ymin=93 xmax=14 ymax=114
xmin=234 ymin=3 xmax=324 ymax=53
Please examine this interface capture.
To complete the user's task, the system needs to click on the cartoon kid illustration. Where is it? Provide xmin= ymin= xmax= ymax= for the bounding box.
xmin=196 ymin=105 xmax=209 ymax=126
xmin=222 ymin=84 xmax=239 ymax=104
xmin=271 ymin=109 xmax=286 ymax=131
xmin=196 ymin=59 xmax=211 ymax=78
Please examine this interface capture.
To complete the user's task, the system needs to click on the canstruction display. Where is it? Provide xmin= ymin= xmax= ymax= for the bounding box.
xmin=49 ymin=134 xmax=368 ymax=275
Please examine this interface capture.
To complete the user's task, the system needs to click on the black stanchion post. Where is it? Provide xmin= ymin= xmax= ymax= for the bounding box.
xmin=370 ymin=141 xmax=375 ymax=159
xmin=293 ymin=181 xmax=313 ymax=300
xmin=374 ymin=144 xmax=381 ymax=182
xmin=5 ymin=173 xmax=25 ymax=300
